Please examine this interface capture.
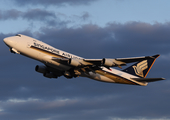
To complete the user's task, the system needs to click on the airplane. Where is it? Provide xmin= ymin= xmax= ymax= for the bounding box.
xmin=3 ymin=34 xmax=165 ymax=86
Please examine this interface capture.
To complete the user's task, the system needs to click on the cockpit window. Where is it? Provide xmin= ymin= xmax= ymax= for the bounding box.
xmin=15 ymin=34 xmax=21 ymax=37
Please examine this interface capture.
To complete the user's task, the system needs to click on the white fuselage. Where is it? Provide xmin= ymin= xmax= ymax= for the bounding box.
xmin=4 ymin=34 xmax=147 ymax=86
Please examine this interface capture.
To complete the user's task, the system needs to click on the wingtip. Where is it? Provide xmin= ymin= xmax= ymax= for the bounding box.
xmin=152 ymin=54 xmax=160 ymax=59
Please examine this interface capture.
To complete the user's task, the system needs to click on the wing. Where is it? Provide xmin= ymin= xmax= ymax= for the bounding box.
xmin=51 ymin=54 xmax=159 ymax=68
xmin=47 ymin=54 xmax=161 ymax=80
xmin=84 ymin=54 xmax=160 ymax=68
xmin=115 ymin=54 xmax=159 ymax=63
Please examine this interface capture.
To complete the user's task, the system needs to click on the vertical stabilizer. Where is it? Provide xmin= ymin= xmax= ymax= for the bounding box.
xmin=123 ymin=54 xmax=160 ymax=78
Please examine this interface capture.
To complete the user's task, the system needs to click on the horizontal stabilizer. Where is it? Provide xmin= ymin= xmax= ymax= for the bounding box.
xmin=132 ymin=78 xmax=165 ymax=82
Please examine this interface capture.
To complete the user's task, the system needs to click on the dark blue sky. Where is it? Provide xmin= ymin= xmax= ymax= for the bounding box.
xmin=0 ymin=0 xmax=170 ymax=120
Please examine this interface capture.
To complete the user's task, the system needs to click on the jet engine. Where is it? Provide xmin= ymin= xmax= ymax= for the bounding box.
xmin=102 ymin=58 xmax=115 ymax=67
xmin=68 ymin=59 xmax=81 ymax=67
xmin=35 ymin=65 xmax=47 ymax=73
xmin=9 ymin=48 xmax=16 ymax=54
xmin=9 ymin=48 xmax=20 ymax=54
xmin=35 ymin=65 xmax=58 ymax=78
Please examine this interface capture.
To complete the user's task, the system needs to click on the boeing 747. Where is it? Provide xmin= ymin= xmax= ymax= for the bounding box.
xmin=3 ymin=34 xmax=165 ymax=86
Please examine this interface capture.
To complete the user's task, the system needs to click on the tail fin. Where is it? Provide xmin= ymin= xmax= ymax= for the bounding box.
xmin=123 ymin=54 xmax=160 ymax=78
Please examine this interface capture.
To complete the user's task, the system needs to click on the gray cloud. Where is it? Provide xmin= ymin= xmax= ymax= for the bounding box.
xmin=0 ymin=9 xmax=22 ymax=20
xmin=12 ymin=0 xmax=99 ymax=6
xmin=80 ymin=12 xmax=90 ymax=21
xmin=1 ymin=21 xmax=170 ymax=120
xmin=0 ymin=9 xmax=91 ymax=28
xmin=38 ymin=22 xmax=170 ymax=58
xmin=0 ymin=9 xmax=56 ymax=21
xmin=22 ymin=9 xmax=56 ymax=21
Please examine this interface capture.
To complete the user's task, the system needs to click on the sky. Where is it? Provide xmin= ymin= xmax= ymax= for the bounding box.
xmin=0 ymin=0 xmax=170 ymax=120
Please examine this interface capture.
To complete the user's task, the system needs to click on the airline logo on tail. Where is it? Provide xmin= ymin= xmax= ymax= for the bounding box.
xmin=133 ymin=60 xmax=148 ymax=77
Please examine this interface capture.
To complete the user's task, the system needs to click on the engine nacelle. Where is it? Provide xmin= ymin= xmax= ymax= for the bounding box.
xmin=10 ymin=48 xmax=20 ymax=54
xmin=68 ymin=59 xmax=81 ymax=67
xmin=35 ymin=65 xmax=47 ymax=74
xmin=102 ymin=58 xmax=115 ymax=67
xmin=64 ymin=71 xmax=73 ymax=79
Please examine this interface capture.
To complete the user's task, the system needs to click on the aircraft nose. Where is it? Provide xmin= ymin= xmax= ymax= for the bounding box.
xmin=3 ymin=37 xmax=15 ymax=47
xmin=3 ymin=38 xmax=9 ymax=44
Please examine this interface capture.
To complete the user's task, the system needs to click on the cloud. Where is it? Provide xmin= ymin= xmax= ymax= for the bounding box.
xmin=0 ymin=84 xmax=170 ymax=120
xmin=0 ymin=9 xmax=22 ymax=20
xmin=0 ymin=9 xmax=91 ymax=29
xmin=22 ymin=9 xmax=69 ymax=27
xmin=37 ymin=22 xmax=170 ymax=58
xmin=12 ymin=0 xmax=99 ymax=6
xmin=79 ymin=12 xmax=90 ymax=21
xmin=1 ymin=0 xmax=170 ymax=120
xmin=0 ymin=9 xmax=56 ymax=21
xmin=22 ymin=9 xmax=56 ymax=21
